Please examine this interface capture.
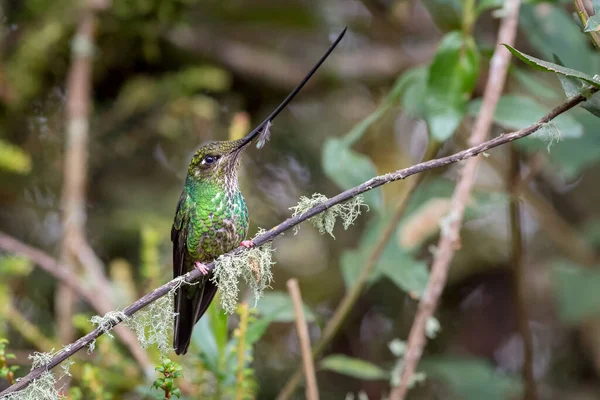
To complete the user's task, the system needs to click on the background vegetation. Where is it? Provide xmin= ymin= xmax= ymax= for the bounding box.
xmin=2 ymin=0 xmax=600 ymax=398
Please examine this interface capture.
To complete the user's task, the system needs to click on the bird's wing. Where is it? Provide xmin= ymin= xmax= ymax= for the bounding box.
xmin=171 ymin=191 xmax=219 ymax=354
xmin=172 ymin=192 xmax=190 ymax=280
xmin=172 ymin=192 xmax=197 ymax=354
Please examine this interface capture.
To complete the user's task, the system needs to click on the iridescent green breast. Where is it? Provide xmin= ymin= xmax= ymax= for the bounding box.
xmin=183 ymin=181 xmax=249 ymax=263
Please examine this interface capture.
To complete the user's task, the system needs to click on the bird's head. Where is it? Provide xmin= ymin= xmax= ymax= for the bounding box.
xmin=186 ymin=137 xmax=251 ymax=189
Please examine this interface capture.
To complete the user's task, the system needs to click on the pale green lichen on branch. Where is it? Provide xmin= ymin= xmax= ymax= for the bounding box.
xmin=90 ymin=310 xmax=128 ymax=339
xmin=289 ymin=193 xmax=369 ymax=238
xmin=89 ymin=278 xmax=187 ymax=355
xmin=1 ymin=349 xmax=75 ymax=400
xmin=212 ymin=229 xmax=275 ymax=314
xmin=1 ymin=372 xmax=61 ymax=400
xmin=127 ymin=293 xmax=178 ymax=355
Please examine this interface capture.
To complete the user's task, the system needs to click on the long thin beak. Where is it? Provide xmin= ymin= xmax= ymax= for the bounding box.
xmin=234 ymin=27 xmax=347 ymax=151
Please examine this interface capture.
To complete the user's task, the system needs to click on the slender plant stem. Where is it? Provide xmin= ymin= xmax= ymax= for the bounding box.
xmin=287 ymin=279 xmax=319 ymax=400
xmin=573 ymin=0 xmax=600 ymax=49
xmin=479 ymin=153 xmax=596 ymax=266
xmin=0 ymin=83 xmax=595 ymax=397
xmin=235 ymin=303 xmax=249 ymax=400
xmin=390 ymin=0 xmax=522 ymax=397
xmin=59 ymin=0 xmax=107 ymax=343
xmin=276 ymin=141 xmax=441 ymax=400
xmin=0 ymin=303 xmax=58 ymax=353
xmin=56 ymin=0 xmax=152 ymax=372
xmin=509 ymin=147 xmax=538 ymax=400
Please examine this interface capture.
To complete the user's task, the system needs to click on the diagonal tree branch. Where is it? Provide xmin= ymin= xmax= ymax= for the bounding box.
xmin=390 ymin=0 xmax=522 ymax=397
xmin=0 ymin=85 xmax=595 ymax=397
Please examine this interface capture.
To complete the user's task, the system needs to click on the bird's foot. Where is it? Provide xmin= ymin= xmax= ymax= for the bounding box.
xmin=240 ymin=240 xmax=255 ymax=248
xmin=194 ymin=262 xmax=210 ymax=276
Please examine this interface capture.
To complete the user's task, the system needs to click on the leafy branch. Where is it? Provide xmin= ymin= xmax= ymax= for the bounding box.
xmin=153 ymin=359 xmax=183 ymax=399
xmin=0 ymin=339 xmax=18 ymax=385
xmin=0 ymin=83 xmax=594 ymax=397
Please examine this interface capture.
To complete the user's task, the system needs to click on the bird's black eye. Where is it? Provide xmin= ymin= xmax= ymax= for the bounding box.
xmin=203 ymin=155 xmax=217 ymax=165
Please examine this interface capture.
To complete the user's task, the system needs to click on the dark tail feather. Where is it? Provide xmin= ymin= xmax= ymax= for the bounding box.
xmin=173 ymin=280 xmax=218 ymax=355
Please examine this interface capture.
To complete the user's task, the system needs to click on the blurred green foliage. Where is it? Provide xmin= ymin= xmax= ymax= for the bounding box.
xmin=0 ymin=339 xmax=18 ymax=386
xmin=2 ymin=0 xmax=600 ymax=399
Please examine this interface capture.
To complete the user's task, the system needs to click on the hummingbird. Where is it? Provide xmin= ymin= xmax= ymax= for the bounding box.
xmin=172 ymin=28 xmax=347 ymax=355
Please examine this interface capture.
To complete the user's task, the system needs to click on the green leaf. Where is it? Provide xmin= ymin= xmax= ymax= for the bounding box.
xmin=420 ymin=0 xmax=463 ymax=31
xmin=340 ymin=249 xmax=383 ymax=289
xmin=467 ymin=95 xmax=583 ymax=138
xmin=255 ymin=292 xmax=315 ymax=323
xmin=208 ymin=300 xmax=229 ymax=357
xmin=425 ymin=31 xmax=480 ymax=141
xmin=545 ymin=112 xmax=600 ymax=177
xmin=422 ymin=357 xmax=522 ymax=400
xmin=343 ymin=106 xmax=389 ymax=146
xmin=340 ymin=65 xmax=429 ymax=147
xmin=476 ymin=0 xmax=503 ymax=15
xmin=244 ymin=316 xmax=274 ymax=346
xmin=553 ymin=261 xmax=600 ymax=323
xmin=0 ymin=139 xmax=32 ymax=174
xmin=341 ymin=213 xmax=430 ymax=296
xmin=336 ymin=65 xmax=429 ymax=159
xmin=584 ymin=14 xmax=600 ymax=32
xmin=320 ymin=355 xmax=390 ymax=380
xmin=511 ymin=67 xmax=561 ymax=101
xmin=0 ymin=256 xmax=33 ymax=276
xmin=519 ymin=5 xmax=600 ymax=75
xmin=391 ymin=66 xmax=429 ymax=117
xmin=322 ymin=138 xmax=383 ymax=212
xmin=504 ymin=45 xmax=600 ymax=88
xmin=584 ymin=219 xmax=600 ymax=247
xmin=379 ymin=254 xmax=429 ymax=298
xmin=191 ymin=312 xmax=220 ymax=372
xmin=552 ymin=54 xmax=600 ymax=118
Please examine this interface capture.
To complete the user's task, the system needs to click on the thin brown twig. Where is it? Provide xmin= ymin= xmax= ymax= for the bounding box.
xmin=516 ymin=153 xmax=544 ymax=190
xmin=276 ymin=141 xmax=440 ymax=400
xmin=390 ymin=0 xmax=522 ymax=397
xmin=573 ymin=0 xmax=600 ymax=49
xmin=0 ymin=84 xmax=595 ymax=397
xmin=287 ymin=279 xmax=319 ymax=400
xmin=235 ymin=303 xmax=250 ymax=400
xmin=509 ymin=147 xmax=538 ymax=400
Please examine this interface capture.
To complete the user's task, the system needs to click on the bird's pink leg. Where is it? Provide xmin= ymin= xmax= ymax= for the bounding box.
xmin=240 ymin=240 xmax=254 ymax=248
xmin=195 ymin=261 xmax=210 ymax=275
